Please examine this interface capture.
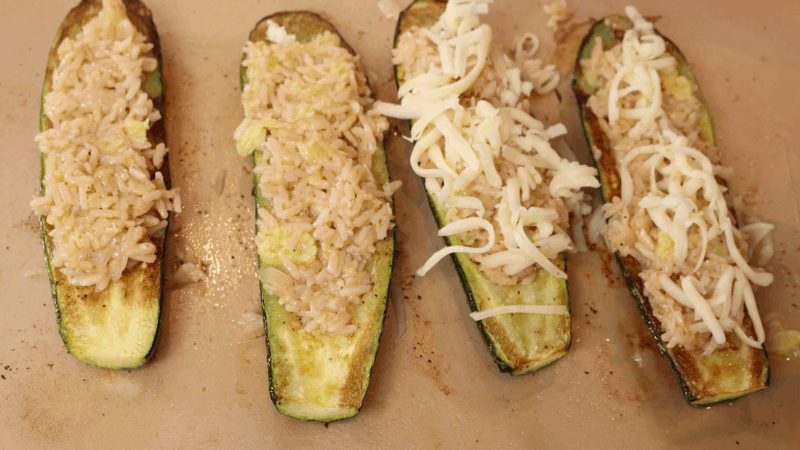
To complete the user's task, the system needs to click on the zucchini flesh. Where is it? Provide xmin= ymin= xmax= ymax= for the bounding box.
xmin=572 ymin=17 xmax=769 ymax=405
xmin=38 ymin=0 xmax=168 ymax=370
xmin=394 ymin=0 xmax=570 ymax=375
xmin=241 ymin=12 xmax=394 ymax=422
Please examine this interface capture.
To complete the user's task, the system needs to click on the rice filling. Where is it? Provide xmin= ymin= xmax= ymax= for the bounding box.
xmin=236 ymin=23 xmax=393 ymax=337
xmin=30 ymin=0 xmax=181 ymax=292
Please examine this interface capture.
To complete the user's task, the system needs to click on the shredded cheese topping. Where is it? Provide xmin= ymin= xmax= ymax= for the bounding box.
xmin=376 ymin=0 xmax=599 ymax=284
xmin=600 ymin=7 xmax=772 ymax=353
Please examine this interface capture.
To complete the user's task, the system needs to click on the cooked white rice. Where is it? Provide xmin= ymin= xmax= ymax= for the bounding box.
xmin=238 ymin=298 xmax=266 ymax=339
xmin=30 ymin=0 xmax=181 ymax=292
xmin=171 ymin=263 xmax=207 ymax=286
xmin=236 ymin=31 xmax=393 ymax=336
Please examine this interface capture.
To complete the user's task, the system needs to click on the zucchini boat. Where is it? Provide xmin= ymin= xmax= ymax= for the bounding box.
xmin=33 ymin=0 xmax=171 ymax=369
xmin=572 ymin=8 xmax=770 ymax=405
xmin=238 ymin=12 xmax=394 ymax=421
xmin=384 ymin=0 xmax=597 ymax=375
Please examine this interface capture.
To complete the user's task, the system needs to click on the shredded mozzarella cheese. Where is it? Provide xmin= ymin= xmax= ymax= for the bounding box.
xmin=603 ymin=7 xmax=773 ymax=352
xmin=375 ymin=0 xmax=598 ymax=282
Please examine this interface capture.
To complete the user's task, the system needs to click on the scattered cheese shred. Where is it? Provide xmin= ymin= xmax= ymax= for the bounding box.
xmin=543 ymin=0 xmax=572 ymax=33
xmin=378 ymin=0 xmax=402 ymax=20
xmin=470 ymin=304 xmax=569 ymax=321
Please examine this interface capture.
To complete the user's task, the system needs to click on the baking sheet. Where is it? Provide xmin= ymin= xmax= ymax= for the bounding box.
xmin=2 ymin=0 xmax=799 ymax=448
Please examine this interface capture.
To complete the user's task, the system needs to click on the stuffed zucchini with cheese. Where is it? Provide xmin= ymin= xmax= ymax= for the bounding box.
xmin=572 ymin=7 xmax=770 ymax=404
xmin=31 ymin=0 xmax=178 ymax=369
xmin=376 ymin=0 xmax=600 ymax=374
xmin=236 ymin=12 xmax=395 ymax=421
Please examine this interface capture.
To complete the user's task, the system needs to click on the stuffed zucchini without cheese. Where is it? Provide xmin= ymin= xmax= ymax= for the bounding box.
xmin=236 ymin=12 xmax=395 ymax=422
xmin=572 ymin=7 xmax=770 ymax=404
xmin=31 ymin=0 xmax=178 ymax=369
xmin=376 ymin=0 xmax=600 ymax=375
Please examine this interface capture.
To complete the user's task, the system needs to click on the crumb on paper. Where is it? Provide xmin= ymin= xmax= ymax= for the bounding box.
xmin=544 ymin=0 xmax=573 ymax=33
xmin=238 ymin=298 xmax=265 ymax=339
xmin=378 ymin=0 xmax=401 ymax=20
xmin=215 ymin=169 xmax=226 ymax=196
xmin=170 ymin=248 xmax=207 ymax=286
xmin=171 ymin=263 xmax=207 ymax=286
xmin=24 ymin=267 xmax=48 ymax=278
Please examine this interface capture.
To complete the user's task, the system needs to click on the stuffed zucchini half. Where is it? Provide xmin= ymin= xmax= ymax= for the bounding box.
xmin=31 ymin=0 xmax=176 ymax=369
xmin=376 ymin=0 xmax=600 ymax=375
xmin=572 ymin=7 xmax=770 ymax=405
xmin=236 ymin=13 xmax=395 ymax=421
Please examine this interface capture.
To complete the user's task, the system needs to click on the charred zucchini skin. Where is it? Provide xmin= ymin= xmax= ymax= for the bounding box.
xmin=38 ymin=0 xmax=168 ymax=370
xmin=572 ymin=17 xmax=769 ymax=405
xmin=393 ymin=0 xmax=571 ymax=376
xmin=241 ymin=11 xmax=394 ymax=422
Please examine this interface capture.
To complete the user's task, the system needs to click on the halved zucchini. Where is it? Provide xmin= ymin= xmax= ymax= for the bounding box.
xmin=37 ymin=0 xmax=169 ymax=370
xmin=393 ymin=0 xmax=570 ymax=375
xmin=240 ymin=12 xmax=394 ymax=422
xmin=572 ymin=15 xmax=769 ymax=405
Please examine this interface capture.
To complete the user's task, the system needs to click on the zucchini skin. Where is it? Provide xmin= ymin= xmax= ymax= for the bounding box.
xmin=241 ymin=11 xmax=394 ymax=422
xmin=394 ymin=0 xmax=571 ymax=376
xmin=571 ymin=17 xmax=769 ymax=405
xmin=38 ymin=0 xmax=169 ymax=369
